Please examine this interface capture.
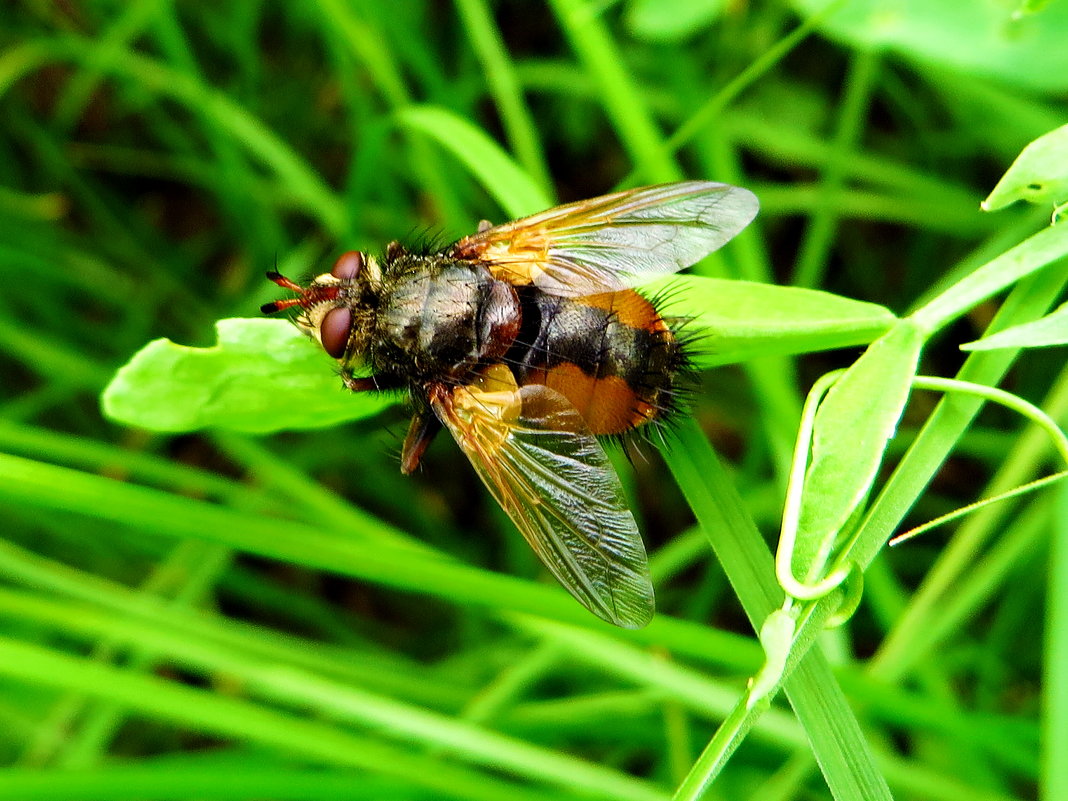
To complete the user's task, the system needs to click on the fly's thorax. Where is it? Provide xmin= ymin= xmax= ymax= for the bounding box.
xmin=370 ymin=256 xmax=520 ymax=382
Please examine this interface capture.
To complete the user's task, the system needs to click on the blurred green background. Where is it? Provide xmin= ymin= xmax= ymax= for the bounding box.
xmin=1 ymin=1 xmax=1066 ymax=800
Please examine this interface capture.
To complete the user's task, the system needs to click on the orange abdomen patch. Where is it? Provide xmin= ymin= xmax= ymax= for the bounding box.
xmin=540 ymin=362 xmax=656 ymax=435
xmin=509 ymin=289 xmax=685 ymax=436
xmin=574 ymin=290 xmax=669 ymax=334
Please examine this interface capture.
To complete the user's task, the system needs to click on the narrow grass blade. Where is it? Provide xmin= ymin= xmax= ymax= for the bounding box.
xmin=395 ymin=105 xmax=551 ymax=218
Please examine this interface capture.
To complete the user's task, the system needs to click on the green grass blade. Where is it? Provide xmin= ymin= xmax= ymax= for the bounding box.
xmin=662 ymin=421 xmax=893 ymax=801
xmin=1044 ymin=482 xmax=1068 ymax=800
xmin=395 ymin=105 xmax=552 ymax=217
xmin=0 ymin=636 xmax=559 ymax=801
xmin=454 ymin=0 xmax=553 ymax=195
xmin=547 ymin=0 xmax=682 ymax=182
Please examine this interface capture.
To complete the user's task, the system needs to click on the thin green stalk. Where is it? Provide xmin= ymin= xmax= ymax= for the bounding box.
xmin=547 ymin=0 xmax=681 ymax=183
xmin=700 ymin=128 xmax=803 ymax=496
xmin=315 ymin=0 xmax=466 ymax=226
xmin=672 ymin=697 xmax=753 ymax=800
xmin=0 ymin=186 xmax=65 ymax=220
xmin=889 ymin=500 xmax=1049 ymax=678
xmin=910 ymin=224 xmax=1068 ymax=336
xmin=905 ymin=208 xmax=1052 ymax=318
xmin=1043 ymin=482 xmax=1068 ymax=800
xmin=648 ymin=527 xmax=708 ymax=584
xmin=751 ymin=752 xmax=819 ymax=801
xmin=506 ymin=689 xmax=689 ymax=731
xmin=872 ymin=362 xmax=1068 ymax=678
xmin=458 ymin=642 xmax=564 ymax=726
xmin=454 ymin=0 xmax=552 ymax=194
xmin=512 ymin=609 xmax=1027 ymax=773
xmin=0 ymin=316 xmax=111 ymax=390
xmin=793 ymin=47 xmax=879 ymax=287
xmin=211 ymin=432 xmax=435 ymax=554
xmin=515 ymin=64 xmax=981 ymax=216
xmin=5 ymin=117 xmax=214 ymax=329
xmin=723 ymin=114 xmax=978 ymax=208
xmin=0 ymin=384 xmax=80 ymax=424
xmin=861 ymin=559 xmax=1027 ymax=783
xmin=149 ymin=0 xmax=287 ymax=254
xmin=755 ymin=183 xmax=994 ymax=234
xmin=0 ymin=420 xmax=271 ymax=507
xmin=662 ymin=0 xmax=845 ymax=167
xmin=663 ymin=686 xmax=696 ymax=786
xmin=511 ymin=615 xmax=805 ymax=750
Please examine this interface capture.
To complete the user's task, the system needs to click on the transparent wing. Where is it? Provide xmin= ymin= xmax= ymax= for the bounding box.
xmin=450 ymin=180 xmax=758 ymax=297
xmin=431 ymin=371 xmax=654 ymax=628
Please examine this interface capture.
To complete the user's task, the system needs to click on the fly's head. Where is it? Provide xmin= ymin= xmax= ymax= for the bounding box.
xmin=261 ymin=251 xmax=383 ymax=375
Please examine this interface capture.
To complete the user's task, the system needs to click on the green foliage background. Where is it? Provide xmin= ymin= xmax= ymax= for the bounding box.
xmin=0 ymin=2 xmax=1066 ymax=800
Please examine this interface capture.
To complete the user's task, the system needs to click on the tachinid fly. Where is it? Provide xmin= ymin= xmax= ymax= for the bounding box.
xmin=263 ymin=181 xmax=759 ymax=628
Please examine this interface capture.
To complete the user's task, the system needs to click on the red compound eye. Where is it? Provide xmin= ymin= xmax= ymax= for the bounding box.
xmin=331 ymin=251 xmax=364 ymax=280
xmin=320 ymin=306 xmax=353 ymax=358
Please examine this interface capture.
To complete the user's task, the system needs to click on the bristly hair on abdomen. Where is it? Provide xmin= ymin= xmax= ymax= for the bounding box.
xmin=628 ymin=280 xmax=705 ymax=449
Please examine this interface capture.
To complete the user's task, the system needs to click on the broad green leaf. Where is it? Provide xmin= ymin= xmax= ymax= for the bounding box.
xmin=395 ymin=105 xmax=551 ymax=219
xmin=961 ymin=301 xmax=1068 ymax=350
xmin=102 ymin=319 xmax=394 ymax=433
xmin=625 ymin=0 xmax=727 ymax=42
xmin=982 ymin=123 xmax=1068 ymax=211
xmin=649 ymin=275 xmax=897 ymax=366
xmin=1013 ymin=0 xmax=1055 ymax=18
xmin=791 ymin=0 xmax=1068 ymax=93
xmin=792 ymin=321 xmax=924 ymax=579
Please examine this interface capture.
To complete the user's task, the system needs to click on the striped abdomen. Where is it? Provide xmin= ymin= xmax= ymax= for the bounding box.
xmin=509 ymin=288 xmax=687 ymax=435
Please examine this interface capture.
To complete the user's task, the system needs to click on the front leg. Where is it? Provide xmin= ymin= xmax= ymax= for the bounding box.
xmin=400 ymin=403 xmax=442 ymax=474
